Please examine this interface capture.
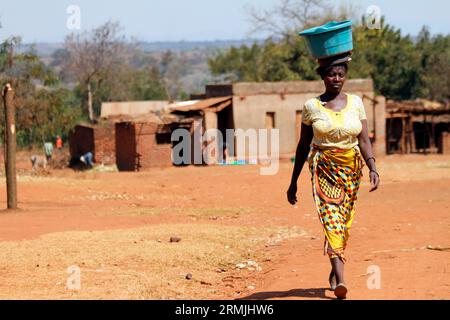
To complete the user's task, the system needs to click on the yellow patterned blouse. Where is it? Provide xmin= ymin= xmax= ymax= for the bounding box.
xmin=301 ymin=93 xmax=367 ymax=150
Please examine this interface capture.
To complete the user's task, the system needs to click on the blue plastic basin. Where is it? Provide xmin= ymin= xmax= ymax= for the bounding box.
xmin=298 ymin=20 xmax=353 ymax=59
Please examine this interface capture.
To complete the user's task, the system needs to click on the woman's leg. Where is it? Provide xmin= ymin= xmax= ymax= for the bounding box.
xmin=331 ymin=257 xmax=345 ymax=284
xmin=328 ymin=259 xmax=337 ymax=290
xmin=331 ymin=256 xmax=347 ymax=298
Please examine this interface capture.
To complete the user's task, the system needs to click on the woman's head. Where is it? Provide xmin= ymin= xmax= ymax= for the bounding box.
xmin=317 ymin=62 xmax=348 ymax=94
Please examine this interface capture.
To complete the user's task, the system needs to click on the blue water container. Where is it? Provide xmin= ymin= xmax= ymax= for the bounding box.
xmin=298 ymin=20 xmax=353 ymax=59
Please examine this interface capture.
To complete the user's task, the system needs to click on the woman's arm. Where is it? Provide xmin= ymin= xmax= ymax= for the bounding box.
xmin=358 ymin=120 xmax=380 ymax=192
xmin=287 ymin=123 xmax=313 ymax=204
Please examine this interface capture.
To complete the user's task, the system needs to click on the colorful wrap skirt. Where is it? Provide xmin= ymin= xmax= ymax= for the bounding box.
xmin=308 ymin=145 xmax=364 ymax=263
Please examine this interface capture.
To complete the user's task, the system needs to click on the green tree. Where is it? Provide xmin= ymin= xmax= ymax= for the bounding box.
xmin=0 ymin=37 xmax=81 ymax=147
xmin=414 ymin=27 xmax=450 ymax=102
xmin=92 ymin=65 xmax=167 ymax=105
xmin=16 ymin=87 xmax=81 ymax=147
xmin=351 ymin=20 xmax=422 ymax=100
xmin=209 ymin=9 xmax=449 ymax=103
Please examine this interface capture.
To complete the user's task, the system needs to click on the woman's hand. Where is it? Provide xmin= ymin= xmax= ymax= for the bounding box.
xmin=369 ymin=171 xmax=380 ymax=192
xmin=287 ymin=183 xmax=298 ymax=205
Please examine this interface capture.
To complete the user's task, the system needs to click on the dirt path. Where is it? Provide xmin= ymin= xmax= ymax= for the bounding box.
xmin=237 ymin=178 xmax=450 ymax=300
xmin=0 ymin=154 xmax=448 ymax=299
xmin=231 ymin=156 xmax=450 ymax=300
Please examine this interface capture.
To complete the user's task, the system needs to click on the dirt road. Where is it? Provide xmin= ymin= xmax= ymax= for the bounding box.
xmin=0 ymin=154 xmax=448 ymax=299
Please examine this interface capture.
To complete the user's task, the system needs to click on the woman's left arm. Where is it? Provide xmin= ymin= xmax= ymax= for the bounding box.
xmin=358 ymin=120 xmax=380 ymax=192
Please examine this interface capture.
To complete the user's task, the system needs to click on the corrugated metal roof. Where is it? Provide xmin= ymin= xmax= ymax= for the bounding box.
xmin=170 ymin=96 xmax=232 ymax=112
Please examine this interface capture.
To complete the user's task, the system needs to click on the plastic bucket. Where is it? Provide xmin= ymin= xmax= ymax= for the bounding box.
xmin=298 ymin=20 xmax=353 ymax=59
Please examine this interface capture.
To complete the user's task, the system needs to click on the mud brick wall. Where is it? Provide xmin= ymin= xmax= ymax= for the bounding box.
xmin=441 ymin=132 xmax=450 ymax=154
xmin=93 ymin=124 xmax=116 ymax=165
xmin=135 ymin=123 xmax=173 ymax=169
xmin=230 ymin=79 xmax=383 ymax=155
xmin=69 ymin=124 xmax=115 ymax=165
xmin=71 ymin=122 xmax=173 ymax=171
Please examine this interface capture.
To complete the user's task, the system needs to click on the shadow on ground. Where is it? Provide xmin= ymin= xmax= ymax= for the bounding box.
xmin=238 ymin=288 xmax=334 ymax=300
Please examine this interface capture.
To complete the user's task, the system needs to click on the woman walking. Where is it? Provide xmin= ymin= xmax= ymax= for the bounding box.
xmin=287 ymin=52 xmax=380 ymax=299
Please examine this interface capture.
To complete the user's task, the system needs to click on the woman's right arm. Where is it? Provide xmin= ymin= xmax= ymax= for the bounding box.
xmin=287 ymin=123 xmax=313 ymax=205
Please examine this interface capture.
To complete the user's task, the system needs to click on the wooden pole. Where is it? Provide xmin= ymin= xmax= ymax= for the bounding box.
xmin=406 ymin=115 xmax=414 ymax=153
xmin=410 ymin=117 xmax=416 ymax=153
xmin=423 ymin=113 xmax=428 ymax=155
xmin=401 ymin=110 xmax=406 ymax=154
xmin=2 ymin=83 xmax=17 ymax=209
xmin=430 ymin=114 xmax=436 ymax=153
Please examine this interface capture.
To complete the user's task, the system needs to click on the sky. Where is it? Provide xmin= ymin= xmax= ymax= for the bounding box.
xmin=0 ymin=0 xmax=448 ymax=43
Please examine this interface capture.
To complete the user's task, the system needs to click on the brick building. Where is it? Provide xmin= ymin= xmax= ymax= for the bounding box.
xmin=175 ymin=79 xmax=386 ymax=162
xmin=70 ymin=79 xmax=388 ymax=170
xmin=69 ymin=122 xmax=116 ymax=166
xmin=69 ymin=113 xmax=192 ymax=171
xmin=442 ymin=132 xmax=450 ymax=154
xmin=114 ymin=119 xmax=188 ymax=171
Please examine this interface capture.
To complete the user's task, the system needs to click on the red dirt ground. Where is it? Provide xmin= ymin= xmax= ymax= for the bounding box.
xmin=0 ymin=153 xmax=449 ymax=300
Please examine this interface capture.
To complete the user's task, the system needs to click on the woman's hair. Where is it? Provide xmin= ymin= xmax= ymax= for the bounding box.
xmin=316 ymin=62 xmax=348 ymax=78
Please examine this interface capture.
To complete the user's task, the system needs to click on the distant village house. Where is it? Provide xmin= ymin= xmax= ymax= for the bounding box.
xmin=68 ymin=78 xmax=450 ymax=171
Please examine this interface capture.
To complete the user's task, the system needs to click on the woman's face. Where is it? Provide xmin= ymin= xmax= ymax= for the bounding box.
xmin=322 ymin=65 xmax=347 ymax=94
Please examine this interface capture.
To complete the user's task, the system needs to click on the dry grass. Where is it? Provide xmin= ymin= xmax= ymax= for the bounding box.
xmin=97 ymin=206 xmax=254 ymax=218
xmin=372 ymin=157 xmax=450 ymax=183
xmin=0 ymin=224 xmax=305 ymax=299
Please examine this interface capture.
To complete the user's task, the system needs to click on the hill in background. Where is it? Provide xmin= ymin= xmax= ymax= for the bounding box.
xmin=21 ymin=39 xmax=262 ymax=96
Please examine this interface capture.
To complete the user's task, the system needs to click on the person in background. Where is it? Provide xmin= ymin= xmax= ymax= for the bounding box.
xmin=80 ymin=151 xmax=94 ymax=168
xmin=30 ymin=155 xmax=47 ymax=171
xmin=56 ymin=135 xmax=63 ymax=152
xmin=44 ymin=141 xmax=54 ymax=161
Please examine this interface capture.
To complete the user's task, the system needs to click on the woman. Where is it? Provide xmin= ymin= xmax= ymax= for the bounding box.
xmin=286 ymin=53 xmax=380 ymax=299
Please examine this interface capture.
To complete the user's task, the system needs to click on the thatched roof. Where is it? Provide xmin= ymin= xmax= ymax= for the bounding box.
xmin=386 ymin=99 xmax=450 ymax=114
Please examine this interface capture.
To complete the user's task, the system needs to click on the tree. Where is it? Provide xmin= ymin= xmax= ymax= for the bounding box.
xmin=159 ymin=50 xmax=187 ymax=101
xmin=246 ymin=0 xmax=361 ymax=39
xmin=91 ymin=65 xmax=167 ymax=104
xmin=415 ymin=27 xmax=450 ymax=103
xmin=209 ymin=39 xmax=318 ymax=82
xmin=209 ymin=0 xmax=358 ymax=83
xmin=16 ymin=87 xmax=81 ymax=147
xmin=209 ymin=1 xmax=450 ymax=103
xmin=246 ymin=0 xmax=331 ymax=38
xmin=63 ymin=21 xmax=133 ymax=122
xmin=0 ymin=37 xmax=57 ymax=86
xmin=0 ymin=37 xmax=81 ymax=147
xmin=350 ymin=20 xmax=422 ymax=100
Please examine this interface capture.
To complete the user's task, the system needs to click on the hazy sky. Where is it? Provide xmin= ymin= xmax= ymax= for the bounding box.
xmin=0 ymin=0 xmax=448 ymax=43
